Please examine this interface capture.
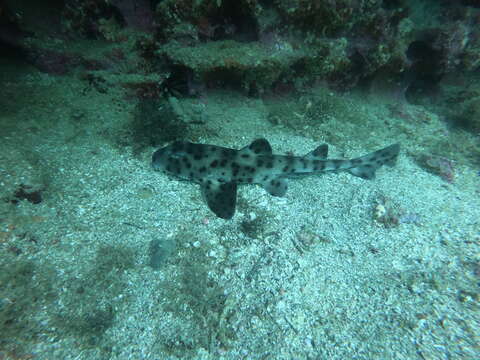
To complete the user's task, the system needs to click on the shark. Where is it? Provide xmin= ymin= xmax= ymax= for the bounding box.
xmin=152 ymin=139 xmax=400 ymax=219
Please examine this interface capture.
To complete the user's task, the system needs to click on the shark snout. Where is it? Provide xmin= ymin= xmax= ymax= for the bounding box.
xmin=152 ymin=147 xmax=168 ymax=171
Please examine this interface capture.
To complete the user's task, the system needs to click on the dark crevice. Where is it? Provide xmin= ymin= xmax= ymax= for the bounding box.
xmin=405 ymin=40 xmax=443 ymax=103
xmin=198 ymin=1 xmax=259 ymax=42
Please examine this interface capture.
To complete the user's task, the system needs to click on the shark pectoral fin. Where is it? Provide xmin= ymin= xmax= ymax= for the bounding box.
xmin=201 ymin=180 xmax=237 ymax=219
xmin=262 ymin=177 xmax=288 ymax=197
xmin=240 ymin=138 xmax=273 ymax=156
xmin=304 ymin=144 xmax=329 ymax=160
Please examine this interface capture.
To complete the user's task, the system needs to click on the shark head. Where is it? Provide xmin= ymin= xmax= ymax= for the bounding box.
xmin=151 ymin=142 xmax=187 ymax=174
xmin=151 ymin=146 xmax=170 ymax=171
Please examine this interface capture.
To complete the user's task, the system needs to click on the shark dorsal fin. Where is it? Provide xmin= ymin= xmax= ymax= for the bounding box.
xmin=304 ymin=144 xmax=328 ymax=160
xmin=240 ymin=138 xmax=272 ymax=156
xmin=201 ymin=180 xmax=237 ymax=219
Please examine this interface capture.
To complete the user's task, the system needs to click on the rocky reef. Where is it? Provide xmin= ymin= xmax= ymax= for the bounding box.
xmin=1 ymin=0 xmax=479 ymax=131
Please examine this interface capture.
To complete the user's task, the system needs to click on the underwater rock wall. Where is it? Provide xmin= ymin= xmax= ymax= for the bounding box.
xmin=1 ymin=0 xmax=479 ymax=130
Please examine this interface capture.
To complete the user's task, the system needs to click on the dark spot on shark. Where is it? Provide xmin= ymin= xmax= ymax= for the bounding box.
xmin=171 ymin=141 xmax=184 ymax=153
xmin=184 ymin=143 xmax=193 ymax=153
xmin=241 ymin=154 xmax=250 ymax=158
xmin=282 ymin=165 xmax=289 ymax=173
xmin=199 ymin=166 xmax=207 ymax=173
xmin=182 ymin=158 xmax=192 ymax=168
xmin=190 ymin=144 xmax=205 ymax=160
xmin=256 ymin=159 xmax=264 ymax=167
xmin=185 ymin=142 xmax=197 ymax=154
xmin=319 ymin=162 xmax=325 ymax=171
xmin=231 ymin=163 xmax=240 ymax=176
xmin=222 ymin=149 xmax=235 ymax=159
xmin=210 ymin=160 xmax=218 ymax=168
xmin=219 ymin=159 xmax=228 ymax=167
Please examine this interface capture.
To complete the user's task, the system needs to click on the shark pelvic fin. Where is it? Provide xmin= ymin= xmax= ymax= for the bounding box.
xmin=262 ymin=177 xmax=288 ymax=197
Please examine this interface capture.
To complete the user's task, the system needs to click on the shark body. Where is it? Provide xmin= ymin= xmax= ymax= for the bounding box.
xmin=152 ymin=139 xmax=400 ymax=219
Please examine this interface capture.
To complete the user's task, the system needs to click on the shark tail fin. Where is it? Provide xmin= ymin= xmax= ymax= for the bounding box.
xmin=348 ymin=143 xmax=400 ymax=180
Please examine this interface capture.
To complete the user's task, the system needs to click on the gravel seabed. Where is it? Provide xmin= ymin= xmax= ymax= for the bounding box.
xmin=1 ymin=67 xmax=478 ymax=360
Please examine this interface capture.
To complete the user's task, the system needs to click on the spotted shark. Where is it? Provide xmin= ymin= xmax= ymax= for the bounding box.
xmin=152 ymin=139 xmax=400 ymax=219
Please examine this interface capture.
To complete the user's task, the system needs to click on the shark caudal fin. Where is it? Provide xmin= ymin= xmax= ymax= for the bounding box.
xmin=347 ymin=143 xmax=400 ymax=180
